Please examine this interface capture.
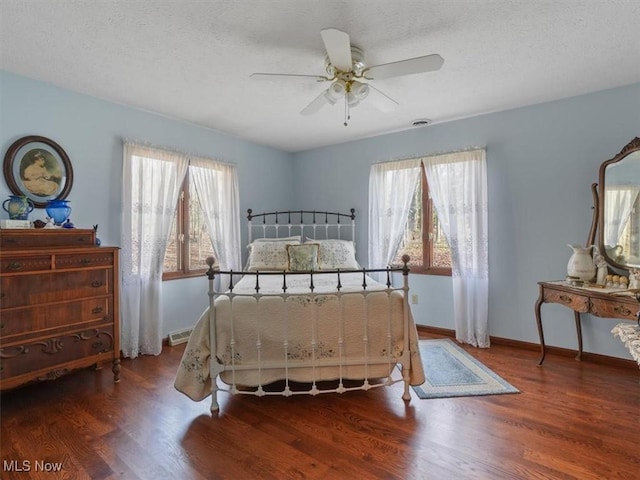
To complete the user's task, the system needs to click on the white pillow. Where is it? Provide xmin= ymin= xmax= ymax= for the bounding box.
xmin=305 ymin=239 xmax=360 ymax=270
xmin=247 ymin=240 xmax=300 ymax=271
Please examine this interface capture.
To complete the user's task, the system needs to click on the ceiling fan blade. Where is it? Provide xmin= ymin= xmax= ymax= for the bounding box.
xmin=364 ymin=54 xmax=444 ymax=80
xmin=251 ymin=72 xmax=329 ymax=82
xmin=366 ymin=84 xmax=399 ymax=112
xmin=320 ymin=28 xmax=352 ymax=71
xmin=300 ymin=90 xmax=329 ymax=115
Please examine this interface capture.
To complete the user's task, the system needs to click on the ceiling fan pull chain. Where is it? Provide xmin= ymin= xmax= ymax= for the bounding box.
xmin=344 ymin=94 xmax=349 ymax=126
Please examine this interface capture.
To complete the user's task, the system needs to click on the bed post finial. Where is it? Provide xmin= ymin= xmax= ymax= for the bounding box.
xmin=206 ymin=256 xmax=219 ymax=279
xmin=401 ymin=255 xmax=410 ymax=275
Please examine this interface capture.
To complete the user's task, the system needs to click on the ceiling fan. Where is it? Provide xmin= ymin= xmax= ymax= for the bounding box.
xmin=250 ymin=28 xmax=444 ymax=125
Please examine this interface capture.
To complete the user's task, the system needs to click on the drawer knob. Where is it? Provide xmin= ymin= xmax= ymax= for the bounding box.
xmin=559 ymin=295 xmax=572 ymax=304
xmin=92 ymin=306 xmax=104 ymax=314
xmin=91 ymin=281 xmax=103 ymax=288
xmin=6 ymin=262 xmax=22 ymax=271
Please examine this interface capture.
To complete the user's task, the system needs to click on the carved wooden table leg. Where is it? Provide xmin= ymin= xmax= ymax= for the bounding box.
xmin=535 ymin=287 xmax=546 ymax=365
xmin=573 ymin=311 xmax=583 ymax=361
xmin=112 ymin=358 xmax=121 ymax=383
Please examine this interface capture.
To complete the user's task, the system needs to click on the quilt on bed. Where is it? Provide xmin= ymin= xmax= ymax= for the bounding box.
xmin=174 ymin=272 xmax=425 ymax=401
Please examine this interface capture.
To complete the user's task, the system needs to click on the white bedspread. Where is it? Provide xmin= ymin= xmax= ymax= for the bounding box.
xmin=174 ymin=272 xmax=425 ymax=401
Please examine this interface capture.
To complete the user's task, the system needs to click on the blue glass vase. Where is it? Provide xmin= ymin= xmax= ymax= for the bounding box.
xmin=46 ymin=199 xmax=71 ymax=226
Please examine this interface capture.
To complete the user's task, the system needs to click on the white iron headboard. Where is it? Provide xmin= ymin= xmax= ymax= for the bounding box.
xmin=246 ymin=208 xmax=356 ymax=246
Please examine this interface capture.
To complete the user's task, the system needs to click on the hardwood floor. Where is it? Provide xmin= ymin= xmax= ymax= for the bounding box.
xmin=1 ymin=332 xmax=638 ymax=480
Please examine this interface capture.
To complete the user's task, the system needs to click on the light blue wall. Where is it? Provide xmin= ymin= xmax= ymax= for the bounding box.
xmin=2 ymin=69 xmax=639 ymax=360
xmin=292 ymin=82 xmax=640 ymax=359
xmin=0 ymin=70 xmax=294 ymax=335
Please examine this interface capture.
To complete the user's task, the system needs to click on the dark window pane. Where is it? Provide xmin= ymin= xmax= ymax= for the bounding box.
xmin=393 ymin=167 xmax=451 ymax=275
xmin=188 ymin=176 xmax=215 ymax=270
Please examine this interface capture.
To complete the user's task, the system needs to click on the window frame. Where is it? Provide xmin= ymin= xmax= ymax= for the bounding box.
xmin=162 ymin=168 xmax=211 ymax=281
xmin=405 ymin=163 xmax=452 ymax=276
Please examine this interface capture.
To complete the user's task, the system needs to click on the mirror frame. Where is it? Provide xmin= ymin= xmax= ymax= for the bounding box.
xmin=597 ymin=136 xmax=640 ymax=271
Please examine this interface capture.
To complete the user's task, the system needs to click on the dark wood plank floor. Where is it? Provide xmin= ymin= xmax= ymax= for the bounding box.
xmin=1 ymin=332 xmax=639 ymax=480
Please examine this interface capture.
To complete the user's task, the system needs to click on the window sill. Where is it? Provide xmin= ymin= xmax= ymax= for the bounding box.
xmin=163 ymin=270 xmax=207 ymax=281
xmin=408 ymin=268 xmax=452 ymax=277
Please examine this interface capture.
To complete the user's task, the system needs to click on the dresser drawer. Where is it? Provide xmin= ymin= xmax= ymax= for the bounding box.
xmin=0 ymin=255 xmax=52 ymax=274
xmin=55 ymin=251 xmax=115 ymax=269
xmin=0 ymin=269 xmax=112 ymax=308
xmin=1 ymin=297 xmax=112 ymax=338
xmin=543 ymin=289 xmax=590 ymax=312
xmin=590 ymin=298 xmax=638 ymax=320
xmin=0 ymin=229 xmax=96 ymax=249
xmin=0 ymin=326 xmax=114 ymax=380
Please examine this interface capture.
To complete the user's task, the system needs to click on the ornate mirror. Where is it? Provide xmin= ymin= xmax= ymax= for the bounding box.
xmin=596 ymin=137 xmax=640 ymax=271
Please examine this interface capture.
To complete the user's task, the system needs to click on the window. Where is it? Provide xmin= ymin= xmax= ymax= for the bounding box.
xmin=394 ymin=164 xmax=452 ymax=275
xmin=163 ymin=168 xmax=216 ymax=280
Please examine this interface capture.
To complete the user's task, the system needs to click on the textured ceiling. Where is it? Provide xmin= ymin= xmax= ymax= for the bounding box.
xmin=1 ymin=1 xmax=639 ymax=152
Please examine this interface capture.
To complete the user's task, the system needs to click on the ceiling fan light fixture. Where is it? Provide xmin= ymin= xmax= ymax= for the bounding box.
xmin=324 ymin=46 xmax=366 ymax=77
xmin=325 ymin=79 xmax=346 ymax=105
xmin=350 ymin=47 xmax=366 ymax=76
xmin=350 ymin=81 xmax=370 ymax=101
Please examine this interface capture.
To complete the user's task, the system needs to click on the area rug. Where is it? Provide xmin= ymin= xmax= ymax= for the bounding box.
xmin=412 ymin=338 xmax=519 ymax=399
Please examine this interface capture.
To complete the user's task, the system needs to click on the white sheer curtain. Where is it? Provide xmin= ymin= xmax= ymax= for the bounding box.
xmin=368 ymin=159 xmax=422 ymax=275
xmin=423 ymin=149 xmax=489 ymax=347
xmin=604 ymin=186 xmax=640 ymax=248
xmin=190 ymin=157 xmax=242 ymax=287
xmin=121 ymin=142 xmax=188 ymax=358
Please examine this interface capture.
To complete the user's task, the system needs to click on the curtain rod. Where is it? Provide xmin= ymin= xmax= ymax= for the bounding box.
xmin=372 ymin=145 xmax=486 ymax=165
xmin=122 ymin=138 xmax=236 ymax=167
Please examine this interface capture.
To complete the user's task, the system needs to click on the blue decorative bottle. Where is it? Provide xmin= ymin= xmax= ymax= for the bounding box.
xmin=45 ymin=199 xmax=71 ymax=226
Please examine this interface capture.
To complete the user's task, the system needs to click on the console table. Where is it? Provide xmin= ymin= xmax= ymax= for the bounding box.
xmin=534 ymin=281 xmax=640 ymax=365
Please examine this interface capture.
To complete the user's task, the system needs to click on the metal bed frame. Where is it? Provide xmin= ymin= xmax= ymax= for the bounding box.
xmin=204 ymin=209 xmax=412 ymax=412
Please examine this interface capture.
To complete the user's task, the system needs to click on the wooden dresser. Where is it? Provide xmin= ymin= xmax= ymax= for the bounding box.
xmin=0 ymin=229 xmax=120 ymax=390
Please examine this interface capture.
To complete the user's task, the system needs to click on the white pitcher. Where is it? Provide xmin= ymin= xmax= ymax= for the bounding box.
xmin=567 ymin=245 xmax=596 ymax=282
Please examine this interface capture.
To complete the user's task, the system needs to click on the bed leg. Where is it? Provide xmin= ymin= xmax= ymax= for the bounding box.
xmin=210 ymin=391 xmax=220 ymax=413
xmin=402 ymin=380 xmax=411 ymax=401
xmin=402 ymin=367 xmax=411 ymax=401
xmin=401 ymin=359 xmax=411 ymax=401
xmin=209 ymin=365 xmax=223 ymax=414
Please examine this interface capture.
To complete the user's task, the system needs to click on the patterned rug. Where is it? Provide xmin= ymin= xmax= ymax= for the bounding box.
xmin=412 ymin=338 xmax=520 ymax=399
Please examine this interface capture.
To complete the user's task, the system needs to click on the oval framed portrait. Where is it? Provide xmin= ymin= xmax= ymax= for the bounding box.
xmin=3 ymin=135 xmax=74 ymax=208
